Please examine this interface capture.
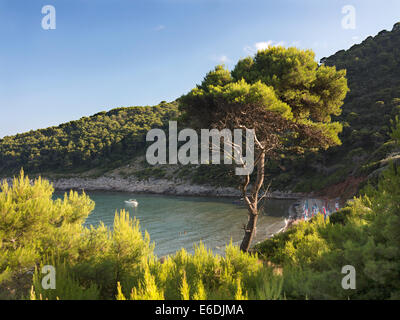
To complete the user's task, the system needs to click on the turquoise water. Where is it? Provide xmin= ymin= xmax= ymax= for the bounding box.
xmin=55 ymin=191 xmax=294 ymax=257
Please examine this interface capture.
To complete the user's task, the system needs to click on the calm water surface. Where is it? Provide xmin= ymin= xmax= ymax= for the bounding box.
xmin=54 ymin=191 xmax=294 ymax=257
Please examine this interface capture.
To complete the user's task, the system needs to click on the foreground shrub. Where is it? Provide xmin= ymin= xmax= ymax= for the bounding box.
xmin=0 ymin=170 xmax=283 ymax=300
xmin=255 ymin=163 xmax=400 ymax=300
xmin=30 ymin=261 xmax=100 ymax=300
xmin=0 ymin=170 xmax=94 ymax=298
xmin=114 ymin=242 xmax=282 ymax=300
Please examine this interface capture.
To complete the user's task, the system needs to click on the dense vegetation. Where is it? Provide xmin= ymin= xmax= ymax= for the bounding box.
xmin=269 ymin=22 xmax=400 ymax=193
xmin=252 ymin=119 xmax=400 ymax=299
xmin=0 ymin=102 xmax=178 ymax=176
xmin=1 ymin=140 xmax=400 ymax=299
xmin=255 ymin=161 xmax=400 ymax=299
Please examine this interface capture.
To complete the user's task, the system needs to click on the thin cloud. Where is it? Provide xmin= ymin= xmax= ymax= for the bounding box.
xmin=291 ymin=40 xmax=302 ymax=47
xmin=154 ymin=25 xmax=166 ymax=31
xmin=210 ymin=54 xmax=231 ymax=64
xmin=312 ymin=41 xmax=328 ymax=49
xmin=244 ymin=41 xmax=285 ymax=55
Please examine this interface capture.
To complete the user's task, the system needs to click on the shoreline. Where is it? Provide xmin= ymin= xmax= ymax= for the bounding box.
xmin=3 ymin=174 xmax=342 ymax=232
xmin=1 ymin=175 xmax=307 ymax=200
xmin=1 ymin=174 xmax=343 ymax=253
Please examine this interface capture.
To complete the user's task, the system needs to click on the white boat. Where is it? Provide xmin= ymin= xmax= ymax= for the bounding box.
xmin=124 ymin=199 xmax=138 ymax=207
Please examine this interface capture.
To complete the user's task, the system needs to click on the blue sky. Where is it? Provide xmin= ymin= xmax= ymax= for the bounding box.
xmin=1 ymin=0 xmax=399 ymax=137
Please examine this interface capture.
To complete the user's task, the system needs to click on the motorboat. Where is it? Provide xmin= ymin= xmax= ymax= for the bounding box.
xmin=124 ymin=199 xmax=139 ymax=207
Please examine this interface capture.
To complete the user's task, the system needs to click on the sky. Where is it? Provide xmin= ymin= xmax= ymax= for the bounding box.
xmin=0 ymin=0 xmax=400 ymax=138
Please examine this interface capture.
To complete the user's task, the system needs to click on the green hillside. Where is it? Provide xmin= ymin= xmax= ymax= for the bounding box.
xmin=266 ymin=22 xmax=400 ymax=194
xmin=2 ymin=23 xmax=400 ymax=196
xmin=0 ymin=102 xmax=179 ymax=176
xmin=323 ymin=22 xmax=400 ymax=158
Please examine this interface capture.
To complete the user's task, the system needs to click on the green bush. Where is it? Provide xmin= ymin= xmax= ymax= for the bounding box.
xmin=0 ymin=171 xmax=282 ymax=300
xmin=0 ymin=170 xmax=94 ymax=298
xmin=256 ymin=162 xmax=400 ymax=299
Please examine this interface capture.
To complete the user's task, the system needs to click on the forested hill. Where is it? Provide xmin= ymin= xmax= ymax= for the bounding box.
xmin=0 ymin=102 xmax=179 ymax=175
xmin=322 ymin=22 xmax=400 ymax=106
xmin=2 ymin=23 xmax=400 ymax=195
xmin=272 ymin=22 xmax=400 ymax=194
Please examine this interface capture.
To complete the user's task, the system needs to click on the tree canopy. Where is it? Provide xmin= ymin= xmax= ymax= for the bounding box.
xmin=272 ymin=22 xmax=400 ymax=194
xmin=180 ymin=46 xmax=348 ymax=153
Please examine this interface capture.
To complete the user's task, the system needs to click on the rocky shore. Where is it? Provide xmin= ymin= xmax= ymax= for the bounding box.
xmin=52 ymin=176 xmax=241 ymax=197
xmin=52 ymin=176 xmax=306 ymax=199
xmin=1 ymin=175 xmax=306 ymax=199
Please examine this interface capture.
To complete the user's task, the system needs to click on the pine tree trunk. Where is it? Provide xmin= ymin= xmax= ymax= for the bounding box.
xmin=240 ymin=151 xmax=265 ymax=252
xmin=240 ymin=208 xmax=259 ymax=252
